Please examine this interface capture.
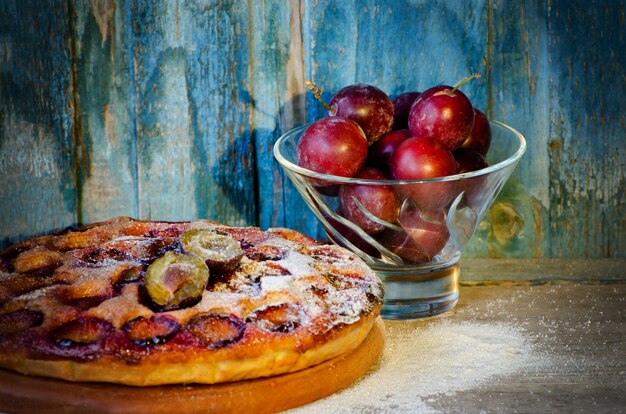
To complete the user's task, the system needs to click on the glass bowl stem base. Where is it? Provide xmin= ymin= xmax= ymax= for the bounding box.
xmin=376 ymin=263 xmax=459 ymax=320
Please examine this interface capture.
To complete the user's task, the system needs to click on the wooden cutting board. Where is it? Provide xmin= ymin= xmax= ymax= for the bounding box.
xmin=0 ymin=318 xmax=384 ymax=414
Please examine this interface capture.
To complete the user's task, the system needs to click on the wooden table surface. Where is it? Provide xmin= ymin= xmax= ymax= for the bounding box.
xmin=294 ymin=275 xmax=626 ymax=412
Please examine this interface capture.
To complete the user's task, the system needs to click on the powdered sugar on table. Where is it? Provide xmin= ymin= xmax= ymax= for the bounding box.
xmin=292 ymin=317 xmax=551 ymax=413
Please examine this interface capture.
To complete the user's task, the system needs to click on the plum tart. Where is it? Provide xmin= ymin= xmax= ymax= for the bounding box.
xmin=0 ymin=217 xmax=382 ymax=386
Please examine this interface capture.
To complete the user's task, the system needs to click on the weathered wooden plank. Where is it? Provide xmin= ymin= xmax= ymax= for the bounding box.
xmin=131 ymin=1 xmax=255 ymax=225
xmin=399 ymin=284 xmax=626 ymax=413
xmin=460 ymin=257 xmax=626 ymax=282
xmin=464 ymin=0 xmax=552 ymax=259
xmin=469 ymin=0 xmax=626 ymax=259
xmin=184 ymin=1 xmax=256 ymax=226
xmin=131 ymin=1 xmax=198 ymax=221
xmin=546 ymin=1 xmax=626 ymax=258
xmin=0 ymin=0 xmax=76 ymax=246
xmin=72 ymin=0 xmax=139 ymax=223
xmin=248 ymin=0 xmax=314 ymax=233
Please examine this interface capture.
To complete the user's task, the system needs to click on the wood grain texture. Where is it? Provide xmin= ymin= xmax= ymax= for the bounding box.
xmin=386 ymin=283 xmax=626 ymax=413
xmin=465 ymin=0 xmax=551 ymax=258
xmin=460 ymin=257 xmax=626 ymax=282
xmin=546 ymin=1 xmax=626 ymax=258
xmin=248 ymin=0 xmax=315 ymax=234
xmin=0 ymin=0 xmax=77 ymax=245
xmin=130 ymin=1 xmax=255 ymax=225
xmin=72 ymin=0 xmax=139 ymax=222
xmin=0 ymin=0 xmax=624 ymax=260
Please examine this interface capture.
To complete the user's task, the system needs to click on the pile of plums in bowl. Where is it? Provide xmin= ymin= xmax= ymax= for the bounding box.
xmin=273 ymin=77 xmax=526 ymax=319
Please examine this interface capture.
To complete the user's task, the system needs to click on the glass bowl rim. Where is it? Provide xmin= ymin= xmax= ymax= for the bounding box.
xmin=273 ymin=120 xmax=526 ymax=185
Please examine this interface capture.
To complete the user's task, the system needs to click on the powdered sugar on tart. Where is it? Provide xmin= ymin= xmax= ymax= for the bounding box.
xmin=0 ymin=217 xmax=382 ymax=385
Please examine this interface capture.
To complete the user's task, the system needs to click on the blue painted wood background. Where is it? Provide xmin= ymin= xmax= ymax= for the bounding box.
xmin=0 ymin=0 xmax=624 ymax=258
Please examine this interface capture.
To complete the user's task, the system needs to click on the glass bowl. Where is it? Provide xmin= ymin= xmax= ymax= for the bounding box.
xmin=273 ymin=121 xmax=526 ymax=319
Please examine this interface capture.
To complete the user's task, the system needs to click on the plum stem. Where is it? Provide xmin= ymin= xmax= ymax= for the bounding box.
xmin=450 ymin=73 xmax=480 ymax=94
xmin=305 ymin=80 xmax=335 ymax=114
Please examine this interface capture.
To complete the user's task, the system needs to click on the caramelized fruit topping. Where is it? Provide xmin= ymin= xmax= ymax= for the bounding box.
xmin=123 ymin=315 xmax=180 ymax=347
xmin=186 ymin=314 xmax=245 ymax=348
xmin=51 ymin=317 xmax=113 ymax=346
xmin=144 ymin=252 xmax=209 ymax=310
xmin=245 ymin=245 xmax=288 ymax=262
xmin=0 ymin=309 xmax=44 ymax=335
xmin=248 ymin=303 xmax=301 ymax=333
xmin=80 ymin=247 xmax=133 ymax=266
xmin=12 ymin=247 xmax=63 ymax=273
xmin=181 ymin=229 xmax=244 ymax=275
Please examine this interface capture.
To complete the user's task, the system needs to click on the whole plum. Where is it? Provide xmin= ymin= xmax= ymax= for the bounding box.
xmin=460 ymin=108 xmax=491 ymax=156
xmin=390 ymin=136 xmax=458 ymax=210
xmin=408 ymin=84 xmax=475 ymax=150
xmin=329 ymin=83 xmax=394 ymax=144
xmin=338 ymin=167 xmax=399 ymax=235
xmin=392 ymin=91 xmax=421 ymax=130
xmin=296 ymin=117 xmax=368 ymax=179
